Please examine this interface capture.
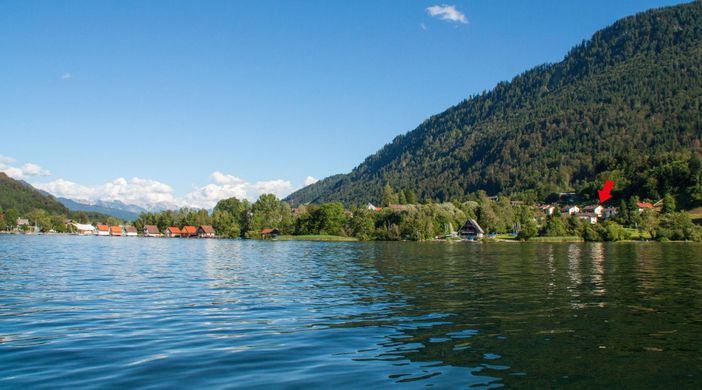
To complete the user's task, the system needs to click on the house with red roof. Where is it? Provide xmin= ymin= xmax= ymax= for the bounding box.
xmin=181 ymin=226 xmax=197 ymax=237
xmin=165 ymin=227 xmax=182 ymax=237
xmin=96 ymin=224 xmax=110 ymax=236
xmin=637 ymin=202 xmax=655 ymax=213
xmin=124 ymin=226 xmax=138 ymax=237
xmin=110 ymin=226 xmax=123 ymax=236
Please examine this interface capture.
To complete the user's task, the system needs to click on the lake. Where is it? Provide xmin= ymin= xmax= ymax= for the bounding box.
xmin=1 ymin=235 xmax=701 ymax=388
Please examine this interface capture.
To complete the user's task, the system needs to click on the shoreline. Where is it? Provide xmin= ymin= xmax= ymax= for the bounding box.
xmin=2 ymin=232 xmax=698 ymax=243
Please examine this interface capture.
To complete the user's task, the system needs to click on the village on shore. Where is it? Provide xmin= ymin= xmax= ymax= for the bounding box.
xmin=1 ymin=219 xmax=221 ymax=239
xmin=2 ymin=185 xmax=692 ymax=241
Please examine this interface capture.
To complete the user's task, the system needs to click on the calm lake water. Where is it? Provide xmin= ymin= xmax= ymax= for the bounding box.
xmin=1 ymin=236 xmax=702 ymax=388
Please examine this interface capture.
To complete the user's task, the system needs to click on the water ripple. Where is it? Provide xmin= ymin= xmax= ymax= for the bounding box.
xmin=1 ymin=236 xmax=702 ymax=388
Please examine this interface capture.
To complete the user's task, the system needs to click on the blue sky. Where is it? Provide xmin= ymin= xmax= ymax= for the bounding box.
xmin=0 ymin=0 xmax=689 ymax=209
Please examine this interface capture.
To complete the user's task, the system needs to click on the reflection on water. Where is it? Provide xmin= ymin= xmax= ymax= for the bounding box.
xmin=590 ymin=243 xmax=606 ymax=297
xmin=1 ymin=236 xmax=702 ymax=388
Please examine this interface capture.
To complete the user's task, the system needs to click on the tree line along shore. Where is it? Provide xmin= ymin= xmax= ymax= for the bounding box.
xmin=131 ymin=187 xmax=702 ymax=242
xmin=2 ymin=186 xmax=701 ymax=242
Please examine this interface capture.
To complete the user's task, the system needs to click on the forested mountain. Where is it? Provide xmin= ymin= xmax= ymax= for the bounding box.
xmin=0 ymin=172 xmax=68 ymax=215
xmin=286 ymin=1 xmax=702 ymax=208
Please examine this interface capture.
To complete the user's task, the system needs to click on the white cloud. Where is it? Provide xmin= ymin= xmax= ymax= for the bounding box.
xmin=0 ymin=155 xmax=16 ymax=164
xmin=19 ymin=163 xmax=50 ymax=177
xmin=0 ymin=155 xmax=51 ymax=180
xmin=60 ymin=72 xmax=72 ymax=80
xmin=303 ymin=176 xmax=318 ymax=186
xmin=33 ymin=170 xmax=315 ymax=211
xmin=14 ymin=152 xmax=317 ymax=211
xmin=183 ymin=171 xmax=296 ymax=209
xmin=33 ymin=177 xmax=178 ymax=210
xmin=426 ymin=4 xmax=468 ymax=24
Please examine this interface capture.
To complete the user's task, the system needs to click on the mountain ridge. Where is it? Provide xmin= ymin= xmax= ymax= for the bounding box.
xmin=286 ymin=1 xmax=702 ymax=207
xmin=0 ymin=172 xmax=68 ymax=215
xmin=55 ymin=198 xmax=144 ymax=221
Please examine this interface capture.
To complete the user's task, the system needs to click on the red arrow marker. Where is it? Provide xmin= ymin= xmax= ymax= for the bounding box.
xmin=598 ymin=180 xmax=614 ymax=203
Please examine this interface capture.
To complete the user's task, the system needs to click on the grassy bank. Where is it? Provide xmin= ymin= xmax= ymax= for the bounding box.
xmin=529 ymin=236 xmax=584 ymax=242
xmin=623 ymin=228 xmax=652 ymax=240
xmin=274 ymin=235 xmax=358 ymax=242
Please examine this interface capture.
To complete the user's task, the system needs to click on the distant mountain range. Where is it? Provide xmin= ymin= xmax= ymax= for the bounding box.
xmin=286 ymin=1 xmax=702 ymax=207
xmin=55 ymin=198 xmax=146 ymax=221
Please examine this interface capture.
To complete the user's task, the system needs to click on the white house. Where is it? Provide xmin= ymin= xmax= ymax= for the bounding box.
xmin=125 ymin=226 xmax=138 ymax=237
xmin=577 ymin=213 xmax=598 ymax=224
xmin=96 ymin=224 xmax=110 ymax=236
xmin=72 ymin=223 xmax=96 ymax=235
xmin=538 ymin=204 xmax=556 ymax=215
xmin=561 ymin=206 xmax=580 ymax=216
xmin=582 ymin=205 xmax=604 ymax=217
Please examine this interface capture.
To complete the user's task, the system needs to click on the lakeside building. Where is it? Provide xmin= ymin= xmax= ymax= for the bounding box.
xmin=165 ymin=227 xmax=182 ymax=237
xmin=72 ymin=223 xmax=96 ymax=235
xmin=143 ymin=225 xmax=161 ymax=237
xmin=582 ymin=205 xmax=604 ymax=217
xmin=125 ymin=226 xmax=138 ymax=237
xmin=561 ymin=205 xmax=580 ymax=216
xmin=197 ymin=225 xmax=216 ymax=238
xmin=261 ymin=228 xmax=280 ymax=238
xmin=110 ymin=226 xmax=123 ymax=236
xmin=96 ymin=224 xmax=110 ymax=236
xmin=366 ymin=203 xmax=382 ymax=211
xmin=182 ymin=226 xmax=197 ymax=238
xmin=577 ymin=213 xmax=599 ymax=224
xmin=16 ymin=218 xmax=29 ymax=228
xmin=459 ymin=219 xmax=484 ymax=240
xmin=637 ymin=202 xmax=655 ymax=213
xmin=538 ymin=204 xmax=556 ymax=215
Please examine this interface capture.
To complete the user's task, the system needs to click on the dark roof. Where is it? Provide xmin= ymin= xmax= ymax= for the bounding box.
xmin=460 ymin=219 xmax=484 ymax=235
xmin=125 ymin=226 xmax=138 ymax=233
xmin=144 ymin=225 xmax=160 ymax=234
xmin=199 ymin=225 xmax=215 ymax=234
xmin=261 ymin=228 xmax=279 ymax=234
